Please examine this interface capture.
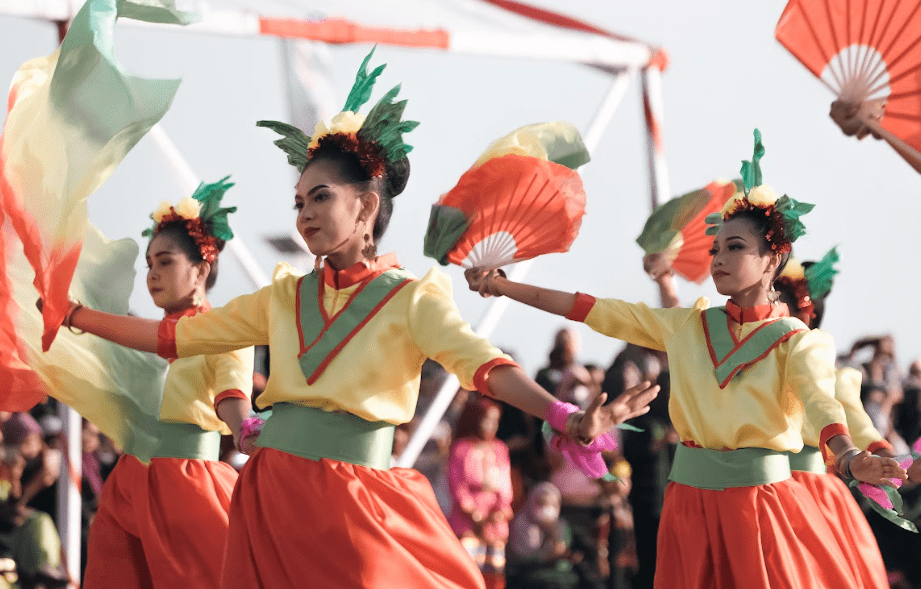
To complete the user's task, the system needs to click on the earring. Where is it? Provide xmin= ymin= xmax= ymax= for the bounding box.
xmin=361 ymin=228 xmax=377 ymax=260
xmin=768 ymin=285 xmax=779 ymax=305
xmin=193 ymin=291 xmax=204 ymax=308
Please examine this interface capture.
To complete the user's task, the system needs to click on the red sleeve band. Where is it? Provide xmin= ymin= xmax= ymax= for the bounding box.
xmin=867 ymin=440 xmax=894 ymax=454
xmin=565 ymin=293 xmax=596 ymax=322
xmin=819 ymin=422 xmax=851 ymax=466
xmin=157 ymin=318 xmax=179 ymax=360
xmin=473 ymin=357 xmax=519 ymax=397
xmin=214 ymin=389 xmax=248 ymax=411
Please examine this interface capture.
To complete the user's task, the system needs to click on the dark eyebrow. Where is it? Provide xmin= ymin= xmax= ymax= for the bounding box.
xmin=726 ymin=235 xmax=747 ymax=243
xmin=152 ymin=251 xmax=175 ymax=258
xmin=307 ymin=184 xmax=328 ymax=196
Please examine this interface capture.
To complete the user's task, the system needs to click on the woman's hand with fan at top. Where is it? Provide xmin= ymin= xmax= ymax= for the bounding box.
xmin=643 ymin=254 xmax=680 ymax=309
xmin=464 ymin=267 xmax=506 ymax=298
xmin=829 ymin=98 xmax=921 ymax=174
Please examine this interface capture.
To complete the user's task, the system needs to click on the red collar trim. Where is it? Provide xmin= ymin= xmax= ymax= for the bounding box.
xmin=164 ymin=301 xmax=210 ymax=321
xmin=725 ymin=299 xmax=789 ymax=324
xmin=322 ymin=252 xmax=400 ymax=289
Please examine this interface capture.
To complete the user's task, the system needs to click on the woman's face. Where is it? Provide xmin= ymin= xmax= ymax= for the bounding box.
xmin=146 ymin=234 xmax=207 ymax=313
xmin=294 ymin=160 xmax=372 ymax=265
xmin=709 ymin=217 xmax=777 ymax=297
xmin=533 ymin=490 xmax=560 ymax=524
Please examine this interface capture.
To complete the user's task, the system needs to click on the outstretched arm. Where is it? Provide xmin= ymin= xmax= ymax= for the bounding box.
xmin=464 ymin=269 xmax=577 ymax=316
xmin=485 ymin=365 xmax=659 ymax=441
xmin=67 ymin=303 xmax=160 ymax=354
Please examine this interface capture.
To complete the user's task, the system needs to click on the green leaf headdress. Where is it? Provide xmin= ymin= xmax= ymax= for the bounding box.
xmin=804 ymin=246 xmax=840 ymax=302
xmin=141 ymin=176 xmax=237 ymax=263
xmin=705 ymin=129 xmax=814 ymax=255
xmin=257 ymin=47 xmax=419 ymax=178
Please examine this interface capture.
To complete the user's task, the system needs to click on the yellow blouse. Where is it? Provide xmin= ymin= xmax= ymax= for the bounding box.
xmin=163 ymin=257 xmax=513 ymax=425
xmin=570 ymin=295 xmax=847 ymax=452
xmin=801 ymin=367 xmax=885 ymax=451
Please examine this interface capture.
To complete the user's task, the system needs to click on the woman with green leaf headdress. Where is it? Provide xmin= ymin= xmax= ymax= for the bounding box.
xmin=775 ymin=249 xmax=907 ymax=588
xmin=466 ymin=129 xmax=908 ymax=589
xmin=60 ymin=49 xmax=658 ymax=588
xmin=68 ymin=177 xmax=255 ymax=589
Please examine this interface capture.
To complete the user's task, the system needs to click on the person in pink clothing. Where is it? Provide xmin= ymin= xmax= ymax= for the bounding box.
xmin=449 ymin=398 xmax=513 ymax=588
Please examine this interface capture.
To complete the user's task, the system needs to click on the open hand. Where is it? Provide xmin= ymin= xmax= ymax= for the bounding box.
xmin=464 ymin=267 xmax=505 ymax=298
xmin=578 ymin=380 xmax=659 ymax=441
xmin=850 ymin=451 xmax=907 ymax=487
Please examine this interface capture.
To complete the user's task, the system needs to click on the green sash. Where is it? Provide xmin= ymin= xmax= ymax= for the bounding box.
xmin=256 ymin=402 xmax=394 ymax=470
xmin=296 ymin=268 xmax=414 ymax=384
xmin=669 ymin=444 xmax=791 ymax=490
xmin=702 ymin=307 xmax=805 ymax=388
xmin=123 ymin=421 xmax=221 ymax=462
xmin=785 ymin=445 xmax=825 ymax=474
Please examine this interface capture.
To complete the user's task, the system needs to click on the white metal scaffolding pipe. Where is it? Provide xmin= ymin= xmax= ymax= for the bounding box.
xmin=57 ymin=404 xmax=81 ymax=580
xmin=395 ymin=73 xmax=632 ymax=468
xmin=147 ymin=124 xmax=271 ymax=289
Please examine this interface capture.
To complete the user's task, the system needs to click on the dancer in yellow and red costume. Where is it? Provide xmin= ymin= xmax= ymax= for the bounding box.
xmin=60 ymin=49 xmax=659 ymax=589
xmin=466 ymin=130 xmax=908 ymax=589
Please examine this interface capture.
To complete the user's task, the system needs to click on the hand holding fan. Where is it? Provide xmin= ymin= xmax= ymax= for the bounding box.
xmin=424 ymin=122 xmax=589 ymax=270
xmin=776 ymin=0 xmax=921 ymax=156
xmin=636 ymin=180 xmax=739 ymax=283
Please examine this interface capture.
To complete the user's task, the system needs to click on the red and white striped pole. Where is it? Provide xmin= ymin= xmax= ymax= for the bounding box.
xmin=641 ymin=49 xmax=670 ymax=211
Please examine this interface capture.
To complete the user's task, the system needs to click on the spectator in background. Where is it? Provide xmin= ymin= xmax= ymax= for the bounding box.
xmin=0 ymin=413 xmax=69 ymax=588
xmin=598 ymin=458 xmax=638 ymax=589
xmin=536 ymin=329 xmax=580 ymax=396
xmin=448 ymin=398 xmax=513 ymax=589
xmin=620 ymin=370 xmax=676 ymax=589
xmin=506 ymin=482 xmax=579 ymax=589
xmin=81 ymin=419 xmax=103 ymax=578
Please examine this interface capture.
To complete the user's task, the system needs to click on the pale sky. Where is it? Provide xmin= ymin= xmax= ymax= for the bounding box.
xmin=1 ymin=0 xmax=918 ymax=376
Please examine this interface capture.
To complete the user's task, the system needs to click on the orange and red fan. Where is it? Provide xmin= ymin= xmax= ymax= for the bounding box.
xmin=776 ymin=0 xmax=921 ymax=152
xmin=636 ymin=180 xmax=739 ymax=283
xmin=424 ymin=122 xmax=589 ymax=270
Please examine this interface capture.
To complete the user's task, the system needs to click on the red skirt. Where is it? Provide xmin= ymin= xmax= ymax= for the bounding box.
xmin=654 ymin=478 xmax=855 ymax=589
xmin=792 ymin=470 xmax=888 ymax=589
xmin=223 ymin=447 xmax=485 ymax=589
xmin=84 ymin=454 xmax=237 ymax=589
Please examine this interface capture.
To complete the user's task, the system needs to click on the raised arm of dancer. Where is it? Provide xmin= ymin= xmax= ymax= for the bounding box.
xmin=643 ymin=253 xmax=680 ymax=309
xmin=830 ymin=99 xmax=921 ymax=175
xmin=66 ymin=305 xmax=160 ymax=354
xmin=485 ymin=365 xmax=659 ymax=441
xmin=464 ymin=269 xmax=576 ymax=316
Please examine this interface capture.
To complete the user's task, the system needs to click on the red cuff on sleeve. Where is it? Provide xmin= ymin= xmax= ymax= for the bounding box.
xmin=819 ymin=423 xmax=851 ymax=465
xmin=214 ymin=389 xmax=248 ymax=411
xmin=473 ymin=358 xmax=519 ymax=397
xmin=867 ymin=440 xmax=894 ymax=454
xmin=565 ymin=293 xmax=596 ymax=322
xmin=157 ymin=318 xmax=179 ymax=360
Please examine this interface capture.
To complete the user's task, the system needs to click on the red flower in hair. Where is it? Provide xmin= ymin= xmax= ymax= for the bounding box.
xmin=155 ymin=212 xmax=219 ymax=263
xmin=308 ymin=132 xmax=387 ymax=178
xmin=722 ymin=199 xmax=792 ymax=255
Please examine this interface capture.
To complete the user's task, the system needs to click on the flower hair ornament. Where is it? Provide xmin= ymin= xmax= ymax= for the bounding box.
xmin=141 ymin=176 xmax=237 ymax=263
xmin=775 ymin=247 xmax=840 ymax=319
xmin=257 ymin=47 xmax=419 ymax=177
xmin=705 ymin=129 xmax=814 ymax=255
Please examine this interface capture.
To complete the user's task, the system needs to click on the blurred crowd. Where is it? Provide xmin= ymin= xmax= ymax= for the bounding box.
xmin=1 ymin=330 xmax=917 ymax=589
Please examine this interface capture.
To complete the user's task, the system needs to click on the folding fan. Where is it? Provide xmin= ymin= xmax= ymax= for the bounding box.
xmin=636 ymin=179 xmax=739 ymax=283
xmin=424 ymin=122 xmax=589 ymax=270
xmin=776 ymin=0 xmax=921 ymax=152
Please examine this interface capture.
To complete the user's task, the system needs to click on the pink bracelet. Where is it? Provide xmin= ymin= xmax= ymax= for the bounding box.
xmin=545 ymin=401 xmax=580 ymax=433
xmin=238 ymin=416 xmax=265 ymax=453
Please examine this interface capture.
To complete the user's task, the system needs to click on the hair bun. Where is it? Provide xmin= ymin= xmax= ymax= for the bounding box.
xmin=385 ymin=157 xmax=410 ymax=199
